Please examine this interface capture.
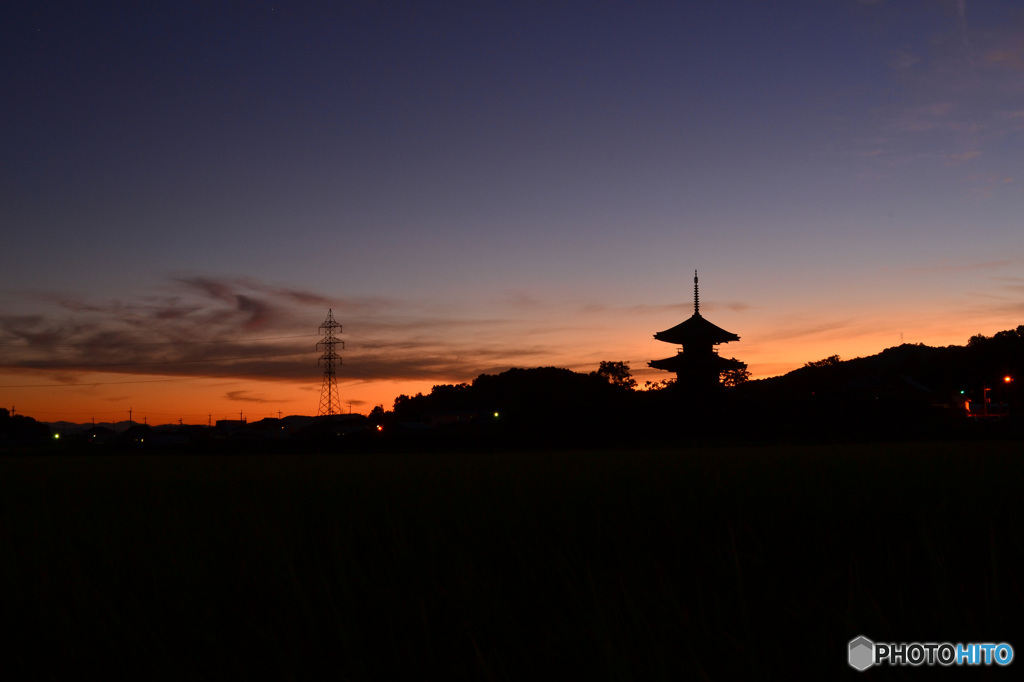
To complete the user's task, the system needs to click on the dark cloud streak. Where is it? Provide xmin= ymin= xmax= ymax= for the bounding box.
xmin=0 ymin=276 xmax=568 ymax=386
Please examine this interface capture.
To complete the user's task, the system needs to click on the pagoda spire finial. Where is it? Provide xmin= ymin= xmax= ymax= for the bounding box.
xmin=694 ymin=270 xmax=699 ymax=315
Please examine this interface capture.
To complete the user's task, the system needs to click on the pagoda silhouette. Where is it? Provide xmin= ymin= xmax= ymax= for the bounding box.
xmin=649 ymin=271 xmax=746 ymax=391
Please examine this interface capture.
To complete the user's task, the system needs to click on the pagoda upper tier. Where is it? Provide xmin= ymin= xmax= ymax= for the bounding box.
xmin=653 ymin=314 xmax=739 ymax=347
xmin=652 ymin=271 xmax=740 ymax=348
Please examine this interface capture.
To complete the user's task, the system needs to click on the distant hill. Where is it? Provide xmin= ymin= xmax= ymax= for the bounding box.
xmin=0 ymin=407 xmax=50 ymax=446
xmin=746 ymin=326 xmax=1023 ymax=403
xmin=720 ymin=326 xmax=1024 ymax=442
xmin=47 ymin=420 xmax=133 ymax=434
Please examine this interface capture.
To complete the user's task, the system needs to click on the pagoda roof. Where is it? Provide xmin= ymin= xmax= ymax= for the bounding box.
xmin=649 ymin=351 xmax=746 ymax=372
xmin=654 ymin=313 xmax=740 ymax=346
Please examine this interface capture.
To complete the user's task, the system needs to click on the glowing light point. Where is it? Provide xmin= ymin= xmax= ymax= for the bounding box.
xmin=1005 ymin=376 xmax=1013 ymax=383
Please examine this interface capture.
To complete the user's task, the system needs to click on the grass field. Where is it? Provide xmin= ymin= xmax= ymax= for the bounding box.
xmin=2 ymin=442 xmax=1022 ymax=678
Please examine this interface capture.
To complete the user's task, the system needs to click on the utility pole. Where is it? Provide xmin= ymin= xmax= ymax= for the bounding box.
xmin=317 ymin=309 xmax=344 ymax=416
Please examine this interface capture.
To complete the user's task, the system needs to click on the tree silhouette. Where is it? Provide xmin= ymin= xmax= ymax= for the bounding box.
xmin=721 ymin=365 xmax=750 ymax=387
xmin=804 ymin=355 xmax=842 ymax=369
xmin=643 ymin=378 xmax=675 ymax=391
xmin=593 ymin=361 xmax=637 ymax=390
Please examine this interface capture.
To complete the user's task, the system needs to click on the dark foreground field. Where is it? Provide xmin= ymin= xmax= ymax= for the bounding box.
xmin=2 ymin=442 xmax=1022 ymax=679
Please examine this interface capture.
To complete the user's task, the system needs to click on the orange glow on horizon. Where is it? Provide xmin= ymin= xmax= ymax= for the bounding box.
xmin=2 ymin=310 xmax=1017 ymax=424
xmin=0 ymin=370 xmax=435 ymax=425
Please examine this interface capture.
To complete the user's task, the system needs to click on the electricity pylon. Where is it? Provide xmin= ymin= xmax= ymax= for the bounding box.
xmin=317 ymin=309 xmax=344 ymax=416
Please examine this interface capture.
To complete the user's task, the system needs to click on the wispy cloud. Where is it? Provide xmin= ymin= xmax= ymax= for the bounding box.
xmin=225 ymin=390 xmax=276 ymax=404
xmin=961 ymin=277 xmax=1024 ymax=318
xmin=577 ymin=300 xmax=750 ymax=317
xmin=958 ymin=293 xmax=1024 ymax=321
xmin=963 ymin=176 xmax=1015 ymax=198
xmin=847 ymin=3 xmax=1024 ymax=186
xmin=989 ymin=276 xmax=1024 ymax=293
xmin=888 ymin=49 xmax=921 ymax=71
xmin=754 ymin=317 xmax=864 ymax=343
xmin=903 ymin=259 xmax=1016 ymax=275
xmin=984 ymin=47 xmax=1024 ymax=72
xmin=494 ymin=291 xmax=545 ymax=311
xmin=892 ymin=102 xmax=955 ymax=133
xmin=945 ymin=150 xmax=981 ymax=166
xmin=0 ymin=276 xmax=572 ymax=386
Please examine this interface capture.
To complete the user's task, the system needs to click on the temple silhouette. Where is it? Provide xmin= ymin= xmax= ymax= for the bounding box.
xmin=649 ymin=271 xmax=746 ymax=391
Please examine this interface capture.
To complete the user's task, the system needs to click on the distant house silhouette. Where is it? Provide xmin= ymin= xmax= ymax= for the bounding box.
xmin=215 ymin=419 xmax=247 ymax=435
xmin=649 ymin=271 xmax=745 ymax=391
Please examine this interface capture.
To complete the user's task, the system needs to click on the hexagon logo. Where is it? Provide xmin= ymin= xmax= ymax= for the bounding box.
xmin=849 ymin=636 xmax=875 ymax=671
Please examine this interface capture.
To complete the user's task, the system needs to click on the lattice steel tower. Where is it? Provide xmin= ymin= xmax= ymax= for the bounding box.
xmin=317 ymin=309 xmax=344 ymax=416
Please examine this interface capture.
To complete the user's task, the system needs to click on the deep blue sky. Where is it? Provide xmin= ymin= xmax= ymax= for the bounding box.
xmin=2 ymin=1 xmax=1023 ymax=421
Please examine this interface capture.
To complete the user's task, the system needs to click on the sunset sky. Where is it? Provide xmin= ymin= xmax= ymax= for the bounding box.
xmin=3 ymin=1 xmax=1023 ymax=424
